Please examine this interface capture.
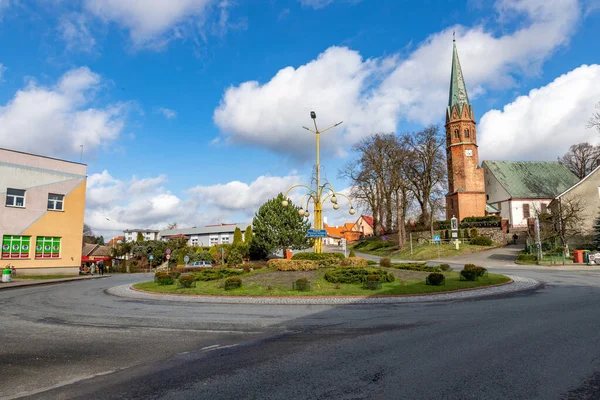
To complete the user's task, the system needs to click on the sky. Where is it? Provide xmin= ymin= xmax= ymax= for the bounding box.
xmin=0 ymin=0 xmax=599 ymax=237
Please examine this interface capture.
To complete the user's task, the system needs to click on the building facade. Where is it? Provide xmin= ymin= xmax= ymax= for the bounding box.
xmin=159 ymin=224 xmax=248 ymax=247
xmin=445 ymin=39 xmax=486 ymax=221
xmin=123 ymin=229 xmax=160 ymax=242
xmin=0 ymin=148 xmax=87 ymax=275
xmin=484 ymin=161 xmax=579 ymax=228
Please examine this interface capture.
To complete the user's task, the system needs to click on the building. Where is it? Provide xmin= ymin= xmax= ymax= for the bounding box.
xmin=0 ymin=148 xmax=87 ymax=275
xmin=351 ymin=215 xmax=384 ymax=237
xmin=81 ymin=243 xmax=111 ymax=269
xmin=159 ymin=223 xmax=248 ymax=247
xmin=123 ymin=229 xmax=160 ymax=242
xmin=484 ymin=161 xmax=579 ymax=228
xmin=445 ymin=39 xmax=487 ymax=221
xmin=107 ymin=236 xmax=124 ymax=247
xmin=550 ymin=164 xmax=600 ymax=236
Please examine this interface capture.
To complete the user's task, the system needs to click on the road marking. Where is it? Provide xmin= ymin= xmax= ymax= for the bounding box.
xmin=201 ymin=344 xmax=221 ymax=350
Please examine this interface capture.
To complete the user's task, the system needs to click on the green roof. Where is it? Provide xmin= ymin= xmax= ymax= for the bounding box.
xmin=483 ymin=161 xmax=579 ymax=199
xmin=448 ymin=40 xmax=470 ymax=110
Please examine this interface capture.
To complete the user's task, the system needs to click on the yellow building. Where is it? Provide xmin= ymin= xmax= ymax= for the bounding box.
xmin=0 ymin=148 xmax=87 ymax=275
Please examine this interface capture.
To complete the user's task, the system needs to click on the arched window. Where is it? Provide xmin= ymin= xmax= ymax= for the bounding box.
xmin=464 ymin=129 xmax=470 ymax=138
xmin=454 ymin=129 xmax=459 ymax=139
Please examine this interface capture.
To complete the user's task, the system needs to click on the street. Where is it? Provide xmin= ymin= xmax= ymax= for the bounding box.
xmin=2 ymin=265 xmax=600 ymax=399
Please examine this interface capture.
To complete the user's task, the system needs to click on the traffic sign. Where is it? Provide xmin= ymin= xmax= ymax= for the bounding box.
xmin=166 ymin=249 xmax=171 ymax=255
xmin=166 ymin=254 xmax=171 ymax=260
xmin=307 ymin=229 xmax=327 ymax=238
xmin=218 ymin=247 xmax=223 ymax=251
xmin=149 ymin=255 xmax=154 ymax=261
xmin=433 ymin=235 xmax=441 ymax=243
xmin=184 ymin=255 xmax=189 ymax=263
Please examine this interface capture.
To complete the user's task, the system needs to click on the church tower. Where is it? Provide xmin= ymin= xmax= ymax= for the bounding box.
xmin=445 ymin=39 xmax=486 ymax=221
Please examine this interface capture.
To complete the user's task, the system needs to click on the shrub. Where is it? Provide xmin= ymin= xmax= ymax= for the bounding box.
xmin=293 ymin=278 xmax=310 ymax=291
xmin=463 ymin=229 xmax=470 ymax=239
xmin=324 ymin=267 xmax=395 ymax=284
xmin=177 ymin=274 xmax=196 ymax=288
xmin=367 ymin=260 xmax=377 ymax=266
xmin=364 ymin=274 xmax=382 ymax=290
xmin=349 ymin=248 xmax=356 ymax=257
xmin=390 ymin=263 xmax=441 ymax=273
xmin=470 ymin=236 xmax=493 ymax=246
xmin=426 ymin=273 xmax=445 ymax=286
xmin=344 ymin=257 xmax=369 ymax=267
xmin=168 ymin=271 xmax=181 ymax=280
xmin=227 ymin=247 xmax=244 ymax=267
xmin=470 ymin=228 xmax=479 ymax=238
xmin=267 ymin=259 xmax=321 ymax=271
xmin=224 ymin=276 xmax=242 ymax=290
xmin=439 ymin=264 xmax=452 ymax=271
xmin=460 ymin=270 xmax=478 ymax=281
xmin=193 ymin=269 xmax=244 ymax=281
xmin=379 ymin=257 xmax=392 ymax=268
xmin=154 ymin=272 xmax=173 ymax=285
xmin=292 ymin=252 xmax=344 ymax=260
xmin=463 ymin=264 xmax=487 ymax=277
xmin=444 ymin=230 xmax=449 ymax=240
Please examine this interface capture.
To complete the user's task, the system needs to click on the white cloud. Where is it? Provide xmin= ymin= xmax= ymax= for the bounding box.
xmin=214 ymin=0 xmax=581 ymax=158
xmin=157 ymin=107 xmax=177 ymax=119
xmin=83 ymin=0 xmax=214 ymax=47
xmin=479 ymin=64 xmax=600 ymax=161
xmin=0 ymin=67 xmax=128 ymax=158
xmin=299 ymin=0 xmax=334 ymax=9
xmin=59 ymin=12 xmax=96 ymax=52
xmin=0 ymin=63 xmax=6 ymax=82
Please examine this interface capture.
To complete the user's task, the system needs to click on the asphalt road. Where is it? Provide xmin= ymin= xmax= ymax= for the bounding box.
xmin=2 ymin=267 xmax=600 ymax=399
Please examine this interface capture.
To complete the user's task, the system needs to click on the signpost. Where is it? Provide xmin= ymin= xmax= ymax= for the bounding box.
xmin=433 ymin=235 xmax=441 ymax=243
xmin=166 ymin=254 xmax=170 ymax=260
xmin=166 ymin=249 xmax=171 ymax=255
xmin=451 ymin=216 xmax=459 ymax=250
xmin=307 ymin=229 xmax=327 ymax=238
xmin=341 ymin=238 xmax=347 ymax=258
xmin=218 ymin=247 xmax=224 ymax=265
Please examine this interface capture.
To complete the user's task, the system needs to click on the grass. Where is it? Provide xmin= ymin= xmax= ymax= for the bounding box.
xmin=13 ymin=275 xmax=79 ymax=279
xmin=515 ymin=251 xmax=573 ymax=266
xmin=355 ymin=241 xmax=496 ymax=261
xmin=133 ymin=268 xmax=510 ymax=297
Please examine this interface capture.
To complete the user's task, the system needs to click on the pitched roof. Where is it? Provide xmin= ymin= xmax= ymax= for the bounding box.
xmin=555 ymin=163 xmax=600 ymax=199
xmin=448 ymin=40 xmax=470 ymax=111
xmin=360 ymin=215 xmax=374 ymax=228
xmin=483 ymin=161 xmax=579 ymax=199
xmin=324 ymin=223 xmax=345 ymax=238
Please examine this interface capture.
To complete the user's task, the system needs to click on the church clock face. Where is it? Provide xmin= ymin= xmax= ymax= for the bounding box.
xmin=465 ymin=149 xmax=473 ymax=157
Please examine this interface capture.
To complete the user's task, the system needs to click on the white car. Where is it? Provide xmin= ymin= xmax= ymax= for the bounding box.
xmin=187 ymin=260 xmax=212 ymax=268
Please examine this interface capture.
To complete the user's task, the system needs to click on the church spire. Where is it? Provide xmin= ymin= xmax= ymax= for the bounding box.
xmin=448 ymin=39 xmax=470 ymax=110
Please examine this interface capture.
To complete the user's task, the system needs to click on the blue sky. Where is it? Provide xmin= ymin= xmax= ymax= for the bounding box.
xmin=0 ymin=0 xmax=599 ymax=236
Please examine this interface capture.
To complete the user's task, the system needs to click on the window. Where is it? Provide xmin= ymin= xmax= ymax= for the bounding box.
xmin=2 ymin=235 xmax=31 ymax=259
xmin=464 ymin=129 xmax=470 ymax=138
xmin=453 ymin=129 xmax=459 ymax=139
xmin=6 ymin=188 xmax=25 ymax=207
xmin=191 ymin=239 xmax=198 ymax=246
xmin=541 ymin=203 xmax=548 ymax=214
xmin=48 ymin=194 xmax=64 ymax=211
xmin=221 ymin=236 xmax=230 ymax=244
xmin=35 ymin=237 xmax=61 ymax=259
xmin=210 ymin=237 xmax=219 ymax=245
xmin=523 ymin=204 xmax=530 ymax=219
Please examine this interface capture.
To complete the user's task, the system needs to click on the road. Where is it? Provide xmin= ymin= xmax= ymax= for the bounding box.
xmin=2 ymin=266 xmax=600 ymax=399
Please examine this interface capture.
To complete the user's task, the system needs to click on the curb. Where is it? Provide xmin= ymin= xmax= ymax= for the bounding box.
xmin=0 ymin=275 xmax=111 ymax=291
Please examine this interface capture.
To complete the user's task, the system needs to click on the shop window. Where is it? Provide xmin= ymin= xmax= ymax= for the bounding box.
xmin=48 ymin=194 xmax=64 ymax=211
xmin=35 ymin=237 xmax=61 ymax=259
xmin=6 ymin=188 xmax=25 ymax=207
xmin=2 ymin=235 xmax=31 ymax=259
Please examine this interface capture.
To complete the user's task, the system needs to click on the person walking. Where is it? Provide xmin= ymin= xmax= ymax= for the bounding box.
xmin=98 ymin=260 xmax=104 ymax=276
xmin=512 ymin=233 xmax=519 ymax=245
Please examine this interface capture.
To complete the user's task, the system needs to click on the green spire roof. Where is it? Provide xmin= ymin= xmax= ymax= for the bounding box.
xmin=448 ymin=40 xmax=470 ymax=109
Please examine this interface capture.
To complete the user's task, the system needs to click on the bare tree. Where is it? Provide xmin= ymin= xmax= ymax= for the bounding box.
xmin=402 ymin=125 xmax=446 ymax=229
xmin=553 ymin=197 xmax=586 ymax=249
xmin=83 ymin=223 xmax=96 ymax=244
xmin=560 ymin=142 xmax=600 ymax=179
xmin=589 ymin=102 xmax=600 ymax=134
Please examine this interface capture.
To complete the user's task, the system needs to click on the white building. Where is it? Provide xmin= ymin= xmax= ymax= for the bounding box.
xmin=483 ymin=161 xmax=579 ymax=229
xmin=123 ymin=229 xmax=160 ymax=242
xmin=159 ymin=224 xmax=248 ymax=247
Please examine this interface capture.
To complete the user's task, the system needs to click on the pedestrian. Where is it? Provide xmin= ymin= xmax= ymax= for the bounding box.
xmin=512 ymin=233 xmax=519 ymax=245
xmin=98 ymin=260 xmax=104 ymax=276
xmin=90 ymin=262 xmax=96 ymax=275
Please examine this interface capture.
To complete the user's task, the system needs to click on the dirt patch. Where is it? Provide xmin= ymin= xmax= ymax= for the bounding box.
xmin=382 ymin=268 xmax=430 ymax=281
xmin=243 ymin=270 xmax=320 ymax=287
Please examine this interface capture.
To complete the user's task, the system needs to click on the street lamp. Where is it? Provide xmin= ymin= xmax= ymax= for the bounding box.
xmin=282 ymin=111 xmax=354 ymax=254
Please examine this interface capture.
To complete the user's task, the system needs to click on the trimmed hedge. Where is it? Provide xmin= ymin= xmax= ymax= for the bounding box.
xmin=293 ymin=278 xmax=311 ymax=291
xmin=193 ymin=269 xmax=244 ymax=281
xmin=292 ymin=252 xmax=345 ymax=260
xmin=267 ymin=259 xmax=320 ymax=271
xmin=154 ymin=272 xmax=173 ymax=285
xmin=380 ymin=257 xmax=392 ymax=268
xmin=340 ymin=257 xmax=369 ymax=267
xmin=426 ymin=273 xmax=445 ymax=286
xmin=470 ymin=236 xmax=493 ymax=246
xmin=177 ymin=274 xmax=196 ymax=288
xmin=324 ymin=267 xmax=395 ymax=284
xmin=439 ymin=264 xmax=452 ymax=271
xmin=390 ymin=263 xmax=441 ymax=273
xmin=224 ymin=276 xmax=242 ymax=290
xmin=460 ymin=264 xmax=488 ymax=281
xmin=463 ymin=264 xmax=488 ymax=277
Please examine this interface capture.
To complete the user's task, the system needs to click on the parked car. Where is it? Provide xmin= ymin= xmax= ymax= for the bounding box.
xmin=187 ymin=260 xmax=212 ymax=268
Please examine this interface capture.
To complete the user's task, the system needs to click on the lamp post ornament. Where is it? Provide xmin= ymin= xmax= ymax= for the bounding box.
xmin=282 ymin=111 xmax=356 ymax=254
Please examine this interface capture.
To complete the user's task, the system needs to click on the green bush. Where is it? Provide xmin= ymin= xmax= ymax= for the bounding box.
xmin=227 ymin=247 xmax=244 ymax=267
xmin=470 ymin=236 xmax=492 ymax=246
xmin=292 ymin=252 xmax=344 ymax=260
xmin=324 ymin=268 xmax=395 ymax=284
xmin=463 ymin=228 xmax=469 ymax=239
xmin=470 ymin=228 xmax=479 ymax=238
xmin=460 ymin=270 xmax=478 ymax=281
xmin=349 ymin=248 xmax=356 ymax=257
xmin=462 ymin=216 xmax=501 ymax=223
xmin=426 ymin=273 xmax=445 ymax=286
xmin=177 ymin=274 xmax=196 ymax=288
xmin=224 ymin=276 xmax=242 ymax=290
xmin=439 ymin=264 xmax=452 ymax=271
xmin=390 ymin=263 xmax=441 ymax=273
xmin=364 ymin=274 xmax=382 ymax=290
xmin=193 ymin=269 xmax=245 ymax=281
xmin=463 ymin=264 xmax=487 ymax=277
xmin=294 ymin=278 xmax=310 ymax=291
xmin=168 ymin=271 xmax=181 ymax=280
xmin=154 ymin=272 xmax=173 ymax=285
xmin=380 ymin=257 xmax=392 ymax=268
xmin=367 ymin=260 xmax=377 ymax=266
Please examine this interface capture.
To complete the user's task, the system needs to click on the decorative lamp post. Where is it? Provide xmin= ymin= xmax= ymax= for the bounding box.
xmin=282 ymin=111 xmax=355 ymax=254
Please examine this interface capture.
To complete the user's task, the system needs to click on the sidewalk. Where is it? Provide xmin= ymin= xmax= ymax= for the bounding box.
xmin=0 ymin=275 xmax=110 ymax=290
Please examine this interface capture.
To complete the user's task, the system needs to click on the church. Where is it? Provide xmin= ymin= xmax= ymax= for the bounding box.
xmin=443 ymin=39 xmax=579 ymax=227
